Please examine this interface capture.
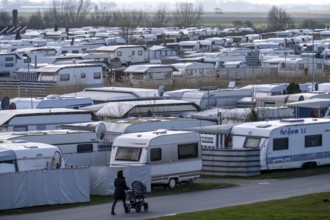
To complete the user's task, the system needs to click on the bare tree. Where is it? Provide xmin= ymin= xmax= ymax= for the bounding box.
xmin=28 ymin=11 xmax=45 ymax=29
xmin=173 ymin=2 xmax=204 ymax=28
xmin=0 ymin=10 xmax=11 ymax=25
xmin=267 ymin=6 xmax=293 ymax=31
xmin=45 ymin=0 xmax=91 ymax=28
xmin=151 ymin=4 xmax=170 ymax=27
xmin=67 ymin=0 xmax=91 ymax=27
xmin=300 ymin=19 xmax=324 ymax=29
xmin=90 ymin=5 xmax=112 ymax=26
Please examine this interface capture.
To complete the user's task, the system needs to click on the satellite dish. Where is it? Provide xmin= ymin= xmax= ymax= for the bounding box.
xmin=95 ymin=122 xmax=106 ymax=140
xmin=1 ymin=96 xmax=10 ymax=110
xmin=158 ymin=85 xmax=164 ymax=97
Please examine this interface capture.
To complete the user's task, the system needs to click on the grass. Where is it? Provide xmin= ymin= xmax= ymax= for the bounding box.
xmin=147 ymin=192 xmax=330 ymax=220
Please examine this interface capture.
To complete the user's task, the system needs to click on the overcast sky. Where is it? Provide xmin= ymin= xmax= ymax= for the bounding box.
xmin=113 ymin=0 xmax=328 ymax=4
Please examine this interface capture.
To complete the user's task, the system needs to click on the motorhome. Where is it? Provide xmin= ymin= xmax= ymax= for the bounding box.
xmin=110 ymin=130 xmax=202 ymax=188
xmin=0 ymin=108 xmax=97 ymax=132
xmin=0 ymin=140 xmax=65 ymax=173
xmin=231 ymin=118 xmax=330 ymax=170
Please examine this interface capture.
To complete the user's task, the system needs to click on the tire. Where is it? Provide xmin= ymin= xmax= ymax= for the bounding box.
xmin=144 ymin=203 xmax=149 ymax=212
xmin=126 ymin=204 xmax=131 ymax=213
xmin=168 ymin=178 xmax=177 ymax=189
xmin=135 ymin=204 xmax=141 ymax=213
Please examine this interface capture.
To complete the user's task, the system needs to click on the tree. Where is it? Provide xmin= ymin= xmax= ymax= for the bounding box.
xmin=285 ymin=82 xmax=301 ymax=94
xmin=0 ymin=9 xmax=11 ymax=25
xmin=246 ymin=108 xmax=259 ymax=122
xmin=300 ymin=19 xmax=323 ymax=29
xmin=244 ymin=20 xmax=254 ymax=28
xmin=28 ymin=11 xmax=45 ymax=29
xmin=151 ymin=4 xmax=170 ymax=27
xmin=173 ymin=2 xmax=204 ymax=27
xmin=267 ymin=6 xmax=293 ymax=31
xmin=45 ymin=0 xmax=91 ymax=28
xmin=233 ymin=20 xmax=243 ymax=28
xmin=90 ymin=5 xmax=112 ymax=26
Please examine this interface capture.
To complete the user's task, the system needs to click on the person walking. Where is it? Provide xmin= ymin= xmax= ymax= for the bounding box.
xmin=111 ymin=170 xmax=129 ymax=215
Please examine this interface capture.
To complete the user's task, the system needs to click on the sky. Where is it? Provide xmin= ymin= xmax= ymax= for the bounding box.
xmin=246 ymin=0 xmax=327 ymax=5
xmin=113 ymin=0 xmax=328 ymax=4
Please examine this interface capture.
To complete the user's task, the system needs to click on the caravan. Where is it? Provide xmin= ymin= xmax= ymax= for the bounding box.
xmin=0 ymin=140 xmax=65 ymax=173
xmin=231 ymin=118 xmax=330 ymax=170
xmin=110 ymin=130 xmax=202 ymax=188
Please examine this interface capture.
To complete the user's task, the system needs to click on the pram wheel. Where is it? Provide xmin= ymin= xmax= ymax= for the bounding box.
xmin=125 ymin=204 xmax=131 ymax=213
xmin=143 ymin=203 xmax=149 ymax=212
xmin=135 ymin=204 xmax=141 ymax=213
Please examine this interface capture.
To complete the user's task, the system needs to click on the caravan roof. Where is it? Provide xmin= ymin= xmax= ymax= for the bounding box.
xmin=0 ymin=108 xmax=95 ymax=127
xmin=231 ymin=118 xmax=330 ymax=137
xmin=91 ymin=99 xmax=201 ymax=118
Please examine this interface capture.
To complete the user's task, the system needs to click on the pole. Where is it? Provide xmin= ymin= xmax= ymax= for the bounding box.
xmin=312 ymin=31 xmax=315 ymax=91
xmin=27 ymin=57 xmax=32 ymax=108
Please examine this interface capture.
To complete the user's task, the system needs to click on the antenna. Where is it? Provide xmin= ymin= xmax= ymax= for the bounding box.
xmin=1 ymin=96 xmax=10 ymax=110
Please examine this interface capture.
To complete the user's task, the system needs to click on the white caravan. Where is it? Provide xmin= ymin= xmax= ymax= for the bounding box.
xmin=231 ymin=118 xmax=330 ymax=170
xmin=0 ymin=140 xmax=65 ymax=173
xmin=9 ymin=95 xmax=94 ymax=109
xmin=0 ymin=126 xmax=110 ymax=166
xmin=110 ymin=130 xmax=202 ymax=188
xmin=0 ymin=108 xmax=96 ymax=132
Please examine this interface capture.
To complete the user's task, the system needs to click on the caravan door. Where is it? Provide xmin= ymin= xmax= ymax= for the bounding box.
xmin=267 ymin=136 xmax=291 ymax=170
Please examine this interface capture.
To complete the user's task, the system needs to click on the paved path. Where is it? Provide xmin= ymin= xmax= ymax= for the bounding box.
xmin=1 ymin=174 xmax=330 ymax=220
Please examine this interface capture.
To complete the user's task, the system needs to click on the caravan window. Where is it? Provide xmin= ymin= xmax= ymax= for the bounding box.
xmin=305 ymin=134 xmax=322 ymax=148
xmin=273 ymin=138 xmax=289 ymax=151
xmin=150 ymin=148 xmax=162 ymax=161
xmin=178 ymin=143 xmax=198 ymax=159
xmin=243 ymin=137 xmax=260 ymax=148
xmin=94 ymin=72 xmax=101 ymax=79
xmin=60 ymin=74 xmax=70 ymax=81
xmin=115 ymin=147 xmax=142 ymax=162
xmin=77 ymin=144 xmax=93 ymax=153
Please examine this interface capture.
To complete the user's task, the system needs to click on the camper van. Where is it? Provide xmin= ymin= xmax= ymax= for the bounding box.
xmin=0 ymin=140 xmax=65 ymax=173
xmin=231 ymin=118 xmax=330 ymax=170
xmin=110 ymin=130 xmax=202 ymax=188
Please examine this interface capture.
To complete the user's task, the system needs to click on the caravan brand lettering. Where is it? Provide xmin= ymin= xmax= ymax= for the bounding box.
xmin=280 ymin=127 xmax=301 ymax=136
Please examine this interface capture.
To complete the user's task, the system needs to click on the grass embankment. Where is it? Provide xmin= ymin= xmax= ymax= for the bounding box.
xmin=147 ymin=192 xmax=330 ymax=220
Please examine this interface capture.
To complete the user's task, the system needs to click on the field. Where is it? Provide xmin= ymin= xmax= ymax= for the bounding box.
xmin=201 ymin=11 xmax=330 ymax=28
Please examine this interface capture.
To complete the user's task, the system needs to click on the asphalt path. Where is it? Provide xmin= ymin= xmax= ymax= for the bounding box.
xmin=1 ymin=174 xmax=330 ymax=220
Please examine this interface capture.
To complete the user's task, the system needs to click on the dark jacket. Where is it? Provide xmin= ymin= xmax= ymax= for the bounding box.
xmin=114 ymin=176 xmax=129 ymax=200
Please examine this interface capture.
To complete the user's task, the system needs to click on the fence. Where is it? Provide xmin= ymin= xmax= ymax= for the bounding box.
xmin=201 ymin=148 xmax=260 ymax=176
xmin=0 ymin=168 xmax=90 ymax=211
xmin=0 ymin=80 xmax=56 ymax=97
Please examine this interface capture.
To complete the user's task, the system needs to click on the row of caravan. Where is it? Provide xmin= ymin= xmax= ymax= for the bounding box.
xmin=0 ymin=128 xmax=202 ymax=188
xmin=199 ymin=117 xmax=330 ymax=171
xmin=2 ymin=117 xmax=330 ymax=187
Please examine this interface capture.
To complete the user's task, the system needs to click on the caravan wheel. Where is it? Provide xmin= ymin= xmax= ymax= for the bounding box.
xmin=168 ymin=178 xmax=177 ymax=189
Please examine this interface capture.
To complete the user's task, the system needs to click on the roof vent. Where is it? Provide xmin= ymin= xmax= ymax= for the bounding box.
xmin=153 ymin=129 xmax=168 ymax=135
xmin=280 ymin=118 xmax=304 ymax=123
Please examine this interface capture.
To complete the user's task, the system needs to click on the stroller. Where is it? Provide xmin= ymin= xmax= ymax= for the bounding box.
xmin=126 ymin=180 xmax=148 ymax=213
